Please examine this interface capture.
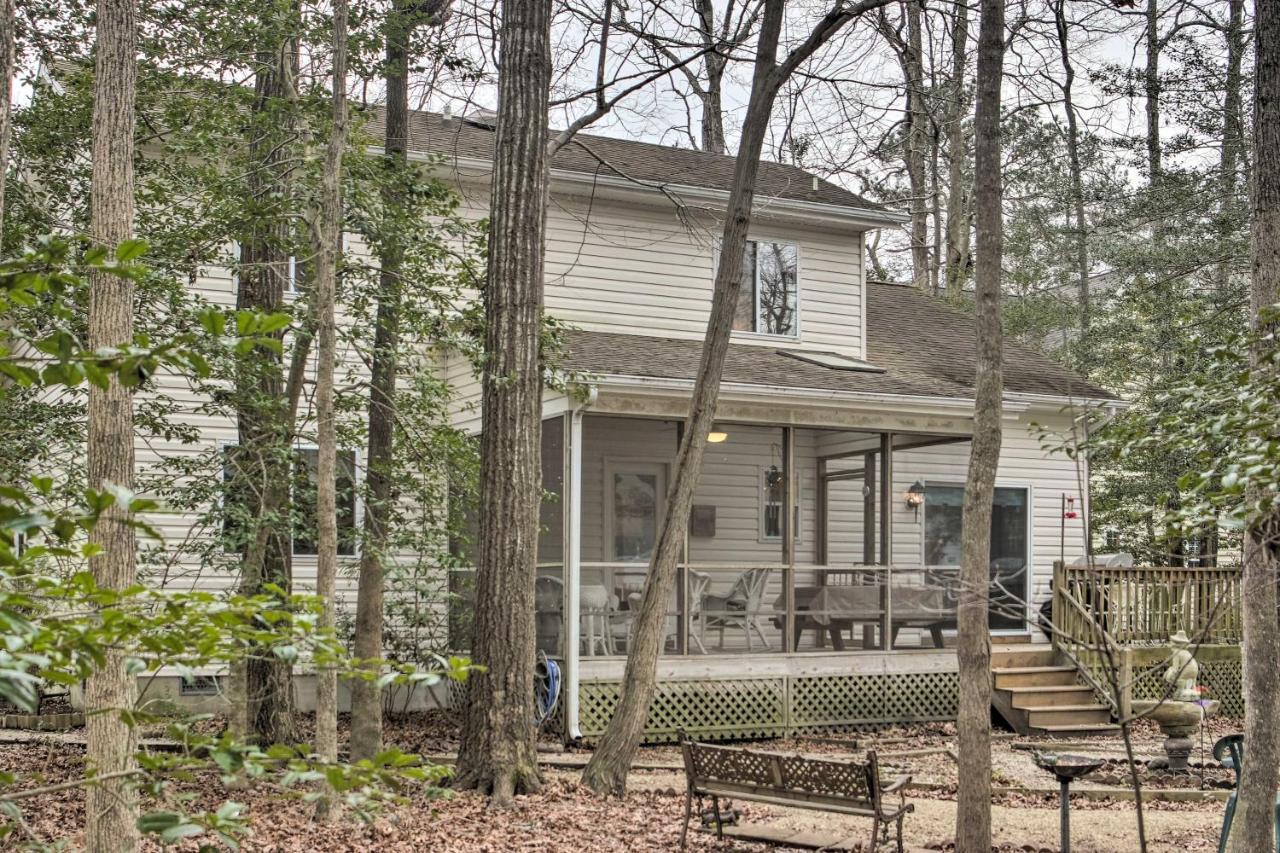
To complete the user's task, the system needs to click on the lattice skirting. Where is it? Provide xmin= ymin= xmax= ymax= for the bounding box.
xmin=1129 ymin=654 xmax=1243 ymax=718
xmin=577 ymin=670 xmax=960 ymax=744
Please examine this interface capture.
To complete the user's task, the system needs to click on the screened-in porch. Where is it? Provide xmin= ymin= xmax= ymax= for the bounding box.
xmin=512 ymin=413 xmax=1035 ymax=661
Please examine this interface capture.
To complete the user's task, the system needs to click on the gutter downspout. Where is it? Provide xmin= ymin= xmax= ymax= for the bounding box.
xmin=564 ymin=385 xmax=595 ymax=741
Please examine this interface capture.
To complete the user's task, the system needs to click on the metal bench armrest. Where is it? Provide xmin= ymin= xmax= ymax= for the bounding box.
xmin=881 ymin=774 xmax=912 ymax=794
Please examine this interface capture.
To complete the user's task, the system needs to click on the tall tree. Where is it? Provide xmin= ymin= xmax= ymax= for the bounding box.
xmin=942 ymin=0 xmax=970 ymax=296
xmin=0 ymin=0 xmax=14 ymax=234
xmin=83 ymin=0 xmax=140 ymax=846
xmin=581 ymin=0 xmax=890 ymax=797
xmin=453 ymin=0 xmax=552 ymax=805
xmin=1052 ymin=0 xmax=1089 ymax=331
xmin=1216 ymin=0 xmax=1246 ymax=292
xmin=313 ymin=0 xmax=348 ymax=798
xmin=348 ymin=0 xmax=453 ymax=765
xmin=878 ymin=0 xmax=929 ymax=291
xmin=1231 ymin=2 xmax=1280 ymax=849
xmin=955 ymin=0 xmax=1004 ymax=848
xmin=234 ymin=13 xmax=301 ymax=746
xmin=608 ymin=1 xmax=762 ymax=154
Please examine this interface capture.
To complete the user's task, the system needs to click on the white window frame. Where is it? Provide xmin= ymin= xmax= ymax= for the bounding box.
xmin=720 ymin=236 xmax=803 ymax=341
xmin=919 ymin=479 xmax=1033 ymax=634
xmin=291 ymin=443 xmax=363 ymax=559
xmin=220 ymin=441 xmax=364 ymax=558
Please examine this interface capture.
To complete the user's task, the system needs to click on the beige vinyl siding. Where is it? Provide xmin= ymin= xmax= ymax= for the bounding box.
xmin=450 ymin=179 xmax=867 ymax=361
xmin=130 ymin=234 xmax=410 ymax=610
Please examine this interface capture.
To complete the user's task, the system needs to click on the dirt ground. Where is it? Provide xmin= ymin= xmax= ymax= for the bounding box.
xmin=0 ymin=715 xmax=1235 ymax=851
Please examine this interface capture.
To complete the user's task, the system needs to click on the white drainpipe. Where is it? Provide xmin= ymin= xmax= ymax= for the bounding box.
xmin=564 ymin=390 xmax=592 ymax=741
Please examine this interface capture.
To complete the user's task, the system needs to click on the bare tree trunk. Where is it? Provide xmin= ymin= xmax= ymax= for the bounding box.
xmin=1231 ymin=2 xmax=1280 ymax=848
xmin=955 ymin=0 xmax=1004 ymax=848
xmin=930 ymin=124 xmax=943 ymax=296
xmin=1144 ymin=0 xmax=1161 ymax=183
xmin=84 ymin=0 xmax=139 ymax=848
xmin=943 ymin=0 xmax=970 ymax=296
xmin=312 ymin=0 xmax=348 ymax=811
xmin=453 ymin=0 xmax=552 ymax=806
xmin=0 ymin=0 xmax=14 ymax=234
xmin=885 ymin=0 xmax=926 ymax=292
xmin=896 ymin=0 xmax=929 ymax=291
xmin=1053 ymin=0 xmax=1089 ymax=330
xmin=581 ymin=0 xmax=890 ymax=797
xmin=694 ymin=0 xmax=727 ymax=154
xmin=236 ymin=38 xmax=299 ymax=747
xmin=1216 ymin=0 xmax=1246 ymax=292
xmin=349 ymin=0 xmax=451 ymax=766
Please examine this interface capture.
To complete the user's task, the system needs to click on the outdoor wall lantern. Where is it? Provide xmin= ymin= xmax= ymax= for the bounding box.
xmin=707 ymin=424 xmax=729 ymax=443
xmin=905 ymin=481 xmax=926 ymax=518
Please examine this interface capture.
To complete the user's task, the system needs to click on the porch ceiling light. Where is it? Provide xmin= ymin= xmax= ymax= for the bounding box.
xmin=905 ymin=481 xmax=926 ymax=516
xmin=707 ymin=425 xmax=728 ymax=443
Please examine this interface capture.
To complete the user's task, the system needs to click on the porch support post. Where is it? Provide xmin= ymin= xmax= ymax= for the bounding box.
xmin=564 ymin=408 xmax=584 ymax=740
xmin=783 ymin=426 xmax=796 ymax=653
xmin=880 ymin=432 xmax=894 ymax=650
xmin=677 ymin=421 xmax=688 ymax=656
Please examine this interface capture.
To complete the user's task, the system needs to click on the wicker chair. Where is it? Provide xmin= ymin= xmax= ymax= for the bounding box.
xmin=702 ymin=567 xmax=773 ymax=651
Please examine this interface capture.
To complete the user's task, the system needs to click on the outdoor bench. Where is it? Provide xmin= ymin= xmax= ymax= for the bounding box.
xmin=678 ymin=730 xmax=914 ymax=852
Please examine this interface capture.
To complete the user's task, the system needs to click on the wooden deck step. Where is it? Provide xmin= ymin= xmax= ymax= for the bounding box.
xmin=989 ymin=646 xmax=1058 ymax=669
xmin=992 ymin=665 xmax=1080 ymax=689
xmin=989 ymin=648 xmax=1118 ymax=736
xmin=1006 ymin=685 xmax=1098 ymax=708
xmin=1025 ymin=705 xmax=1114 ymax=728
xmin=1035 ymin=723 xmax=1122 ymax=736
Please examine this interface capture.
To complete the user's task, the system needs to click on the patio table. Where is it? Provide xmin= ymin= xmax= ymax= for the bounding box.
xmin=772 ymin=585 xmax=954 ymax=650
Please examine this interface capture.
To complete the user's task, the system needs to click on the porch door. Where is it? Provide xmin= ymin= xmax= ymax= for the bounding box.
xmin=606 ymin=461 xmax=666 ymax=563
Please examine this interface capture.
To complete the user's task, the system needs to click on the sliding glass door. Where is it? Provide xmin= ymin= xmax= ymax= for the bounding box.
xmin=923 ymin=484 xmax=1030 ymax=631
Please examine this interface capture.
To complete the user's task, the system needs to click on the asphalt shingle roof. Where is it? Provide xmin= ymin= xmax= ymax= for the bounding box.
xmin=367 ymin=109 xmax=885 ymax=213
xmin=560 ymin=282 xmax=1117 ymax=402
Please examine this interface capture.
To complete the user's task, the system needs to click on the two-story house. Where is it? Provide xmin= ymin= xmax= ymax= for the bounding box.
xmin=417 ymin=112 xmax=1120 ymax=742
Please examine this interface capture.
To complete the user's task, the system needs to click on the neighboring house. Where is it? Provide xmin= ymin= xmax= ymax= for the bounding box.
xmin=123 ymin=107 xmax=1119 ymax=735
xmin=420 ymin=113 xmax=1121 ymax=740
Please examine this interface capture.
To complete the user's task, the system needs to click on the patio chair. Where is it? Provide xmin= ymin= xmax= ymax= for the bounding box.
xmin=1215 ymin=733 xmax=1280 ymax=853
xmin=618 ymin=570 xmax=712 ymax=654
xmin=702 ymin=567 xmax=773 ymax=651
xmin=581 ymin=584 xmax=617 ymax=656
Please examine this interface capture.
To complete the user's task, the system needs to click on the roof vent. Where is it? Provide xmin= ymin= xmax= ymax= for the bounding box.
xmin=811 ymin=176 xmax=819 ymax=192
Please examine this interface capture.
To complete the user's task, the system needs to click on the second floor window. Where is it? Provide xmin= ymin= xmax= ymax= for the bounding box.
xmin=222 ymin=445 xmax=358 ymax=557
xmin=733 ymin=239 xmax=799 ymax=337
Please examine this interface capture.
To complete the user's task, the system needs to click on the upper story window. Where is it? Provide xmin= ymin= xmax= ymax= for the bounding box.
xmin=222 ymin=445 xmax=359 ymax=558
xmin=733 ymin=239 xmax=799 ymax=337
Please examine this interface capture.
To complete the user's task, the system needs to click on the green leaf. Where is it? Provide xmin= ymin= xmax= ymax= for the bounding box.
xmin=115 ymin=239 xmax=148 ymax=262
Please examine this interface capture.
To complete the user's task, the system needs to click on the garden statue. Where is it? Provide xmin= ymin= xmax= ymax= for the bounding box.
xmin=1132 ymin=630 xmax=1219 ymax=772
xmin=1164 ymin=630 xmax=1200 ymax=701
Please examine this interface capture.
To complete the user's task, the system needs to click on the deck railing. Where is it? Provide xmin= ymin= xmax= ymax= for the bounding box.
xmin=1052 ymin=562 xmax=1242 ymax=647
xmin=1050 ymin=561 xmax=1243 ymax=715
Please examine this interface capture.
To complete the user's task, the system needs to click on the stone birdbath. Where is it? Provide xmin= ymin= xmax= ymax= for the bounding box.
xmin=1032 ymin=751 xmax=1104 ymax=853
xmin=1131 ymin=630 xmax=1220 ymax=772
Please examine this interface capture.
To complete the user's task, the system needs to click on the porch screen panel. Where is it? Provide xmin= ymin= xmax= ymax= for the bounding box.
xmin=578 ymin=416 xmax=680 ymax=658
xmin=798 ymin=430 xmax=886 ymax=653
xmin=536 ymin=419 xmax=566 ymax=656
xmin=687 ymin=423 xmax=785 ymax=654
